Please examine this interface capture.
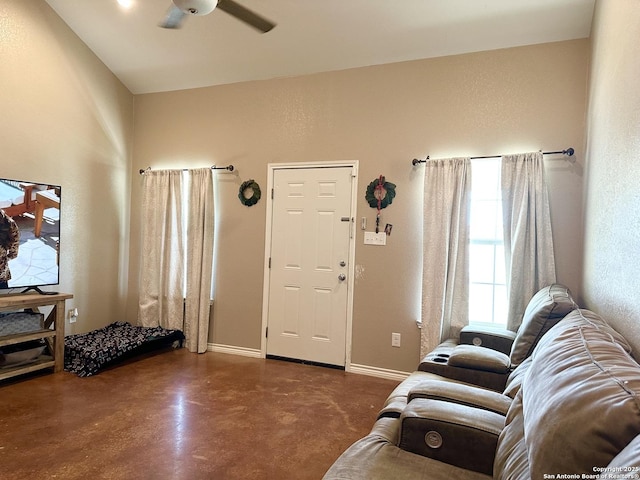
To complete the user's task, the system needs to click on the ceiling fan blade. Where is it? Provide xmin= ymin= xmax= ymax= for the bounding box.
xmin=159 ymin=5 xmax=187 ymax=29
xmin=217 ymin=0 xmax=276 ymax=33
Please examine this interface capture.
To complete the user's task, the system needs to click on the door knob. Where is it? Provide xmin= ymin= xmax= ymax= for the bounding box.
xmin=338 ymin=274 xmax=346 ymax=281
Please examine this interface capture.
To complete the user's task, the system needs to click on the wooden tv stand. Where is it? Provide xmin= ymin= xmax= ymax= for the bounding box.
xmin=0 ymin=292 xmax=73 ymax=381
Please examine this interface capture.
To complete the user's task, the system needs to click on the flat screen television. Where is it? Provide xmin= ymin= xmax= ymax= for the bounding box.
xmin=0 ymin=177 xmax=61 ymax=294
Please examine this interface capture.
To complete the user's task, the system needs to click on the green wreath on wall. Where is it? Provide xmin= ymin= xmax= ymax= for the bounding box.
xmin=238 ymin=179 xmax=261 ymax=207
xmin=365 ymin=176 xmax=396 ymax=209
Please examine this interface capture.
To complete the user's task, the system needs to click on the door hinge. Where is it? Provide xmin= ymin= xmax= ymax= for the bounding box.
xmin=266 ymin=327 xmax=268 ymax=338
xmin=271 ymin=188 xmax=274 ymax=199
xmin=268 ymin=257 xmax=271 ymax=269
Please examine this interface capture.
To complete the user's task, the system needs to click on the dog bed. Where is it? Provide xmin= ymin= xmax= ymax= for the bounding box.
xmin=64 ymin=321 xmax=185 ymax=377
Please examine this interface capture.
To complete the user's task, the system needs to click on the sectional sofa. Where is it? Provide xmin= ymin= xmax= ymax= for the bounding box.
xmin=323 ymin=286 xmax=640 ymax=479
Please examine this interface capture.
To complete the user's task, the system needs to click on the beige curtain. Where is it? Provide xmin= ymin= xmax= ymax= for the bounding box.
xmin=502 ymin=152 xmax=556 ymax=331
xmin=138 ymin=170 xmax=185 ymax=331
xmin=184 ymin=168 xmax=214 ymax=353
xmin=421 ymin=158 xmax=471 ymax=358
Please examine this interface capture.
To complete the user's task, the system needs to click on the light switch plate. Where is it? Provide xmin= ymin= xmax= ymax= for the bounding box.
xmin=364 ymin=232 xmax=386 ymax=245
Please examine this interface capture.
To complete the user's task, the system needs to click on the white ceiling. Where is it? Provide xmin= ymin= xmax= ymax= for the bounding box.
xmin=44 ymin=0 xmax=595 ymax=95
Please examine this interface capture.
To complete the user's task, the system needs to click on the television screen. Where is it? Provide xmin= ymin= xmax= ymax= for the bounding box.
xmin=0 ymin=178 xmax=61 ymax=292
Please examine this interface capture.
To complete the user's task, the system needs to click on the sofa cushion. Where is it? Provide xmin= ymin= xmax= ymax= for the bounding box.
xmin=407 ymin=379 xmax=512 ymax=416
xmin=384 ymin=371 xmax=467 ymax=408
xmin=522 ymin=309 xmax=640 ymax=478
xmin=493 ymin=390 xmax=530 ymax=479
xmin=509 ymin=283 xmax=576 ymax=366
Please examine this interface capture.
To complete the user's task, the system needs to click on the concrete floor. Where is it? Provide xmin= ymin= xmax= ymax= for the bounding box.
xmin=0 ymin=349 xmax=399 ymax=479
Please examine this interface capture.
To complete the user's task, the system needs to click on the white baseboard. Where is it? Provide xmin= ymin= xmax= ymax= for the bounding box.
xmin=208 ymin=343 xmax=262 ymax=358
xmin=205 ymin=346 xmax=410 ymax=381
xmin=348 ymin=363 xmax=411 ymax=382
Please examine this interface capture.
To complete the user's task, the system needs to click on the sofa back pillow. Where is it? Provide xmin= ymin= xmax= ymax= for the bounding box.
xmin=522 ymin=309 xmax=640 ymax=478
xmin=552 ymin=307 xmax=632 ymax=353
xmin=509 ymin=283 xmax=576 ymax=366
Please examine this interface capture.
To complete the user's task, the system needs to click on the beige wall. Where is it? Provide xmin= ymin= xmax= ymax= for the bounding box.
xmin=1 ymin=1 xmax=134 ymax=334
xmin=1 ymin=1 xmax=591 ymax=373
xmin=583 ymin=0 xmax=640 ymax=354
xmin=130 ymin=39 xmax=588 ymax=373
xmin=11 ymin=0 xmax=639 ymax=376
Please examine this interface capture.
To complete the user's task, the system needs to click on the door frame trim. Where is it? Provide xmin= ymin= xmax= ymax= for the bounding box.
xmin=260 ymin=161 xmax=359 ymax=370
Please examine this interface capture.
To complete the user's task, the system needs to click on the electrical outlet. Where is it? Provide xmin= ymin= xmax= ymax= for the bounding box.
xmin=68 ymin=308 xmax=78 ymax=324
xmin=391 ymin=332 xmax=401 ymax=348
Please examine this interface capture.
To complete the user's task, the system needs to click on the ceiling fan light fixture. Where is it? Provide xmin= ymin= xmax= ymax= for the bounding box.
xmin=161 ymin=0 xmax=275 ymax=32
xmin=172 ymin=0 xmax=218 ymax=16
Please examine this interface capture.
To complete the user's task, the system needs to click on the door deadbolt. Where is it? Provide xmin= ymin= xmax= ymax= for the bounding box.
xmin=339 ymin=261 xmax=346 ymax=267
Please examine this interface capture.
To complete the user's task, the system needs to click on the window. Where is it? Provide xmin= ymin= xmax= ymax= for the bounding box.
xmin=468 ymin=159 xmax=507 ymax=326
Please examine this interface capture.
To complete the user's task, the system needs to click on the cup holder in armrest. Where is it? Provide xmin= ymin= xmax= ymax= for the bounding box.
xmin=425 ymin=353 xmax=451 ymax=363
xmin=430 ymin=356 xmax=448 ymax=363
xmin=424 ymin=350 xmax=452 ymax=363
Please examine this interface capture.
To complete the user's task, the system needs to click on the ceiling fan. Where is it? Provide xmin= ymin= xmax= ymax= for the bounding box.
xmin=160 ymin=0 xmax=276 ymax=33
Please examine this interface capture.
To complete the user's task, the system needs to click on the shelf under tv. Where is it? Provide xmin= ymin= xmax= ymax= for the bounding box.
xmin=0 ymin=356 xmax=55 ymax=382
xmin=0 ymin=292 xmax=73 ymax=382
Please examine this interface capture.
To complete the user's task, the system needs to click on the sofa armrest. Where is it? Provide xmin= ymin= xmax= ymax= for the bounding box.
xmin=378 ymin=398 xmax=406 ymax=419
xmin=418 ymin=360 xmax=509 ymax=392
xmin=460 ymin=325 xmax=517 ymax=355
xmin=398 ymin=398 xmax=504 ymax=475
xmin=447 ymin=345 xmax=510 ymax=373
xmin=407 ymin=379 xmax=511 ymax=416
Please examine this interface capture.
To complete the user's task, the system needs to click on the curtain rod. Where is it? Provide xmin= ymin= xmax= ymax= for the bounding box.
xmin=411 ymin=147 xmax=575 ymax=166
xmin=139 ymin=165 xmax=235 ymax=175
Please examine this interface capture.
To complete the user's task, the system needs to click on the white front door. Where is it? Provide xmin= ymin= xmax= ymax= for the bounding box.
xmin=265 ymin=166 xmax=354 ymax=366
